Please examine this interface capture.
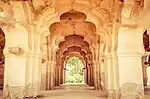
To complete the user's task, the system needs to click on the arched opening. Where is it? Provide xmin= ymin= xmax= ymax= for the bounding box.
xmin=65 ymin=57 xmax=85 ymax=84
xmin=48 ymin=10 xmax=96 ymax=91
xmin=0 ymin=28 xmax=5 ymax=96
xmin=142 ymin=29 xmax=150 ymax=94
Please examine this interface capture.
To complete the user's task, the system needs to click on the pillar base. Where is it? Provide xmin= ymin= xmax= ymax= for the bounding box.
xmin=3 ymin=85 xmax=25 ymax=99
xmin=3 ymin=84 xmax=40 ymax=99
xmin=107 ymin=89 xmax=120 ymax=99
xmin=24 ymin=83 xmax=39 ymax=98
xmin=119 ymin=83 xmax=144 ymax=99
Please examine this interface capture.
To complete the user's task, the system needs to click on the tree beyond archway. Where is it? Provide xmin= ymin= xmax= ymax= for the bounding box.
xmin=65 ymin=57 xmax=84 ymax=84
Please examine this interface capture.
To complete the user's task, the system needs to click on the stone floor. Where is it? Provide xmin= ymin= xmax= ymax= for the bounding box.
xmin=0 ymin=84 xmax=150 ymax=99
xmin=39 ymin=84 xmax=107 ymax=99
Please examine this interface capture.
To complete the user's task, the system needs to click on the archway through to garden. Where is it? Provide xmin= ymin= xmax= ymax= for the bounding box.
xmin=65 ymin=57 xmax=85 ymax=84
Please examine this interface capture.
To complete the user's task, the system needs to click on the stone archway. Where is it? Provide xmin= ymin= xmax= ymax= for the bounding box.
xmin=44 ymin=10 xmax=101 ymax=90
xmin=0 ymin=0 xmax=147 ymax=98
xmin=64 ymin=56 xmax=85 ymax=84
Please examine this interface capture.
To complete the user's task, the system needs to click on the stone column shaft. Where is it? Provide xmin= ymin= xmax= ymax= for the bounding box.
xmin=3 ymin=54 xmax=26 ymax=99
xmin=24 ymin=53 xmax=41 ymax=97
xmin=104 ymin=55 xmax=114 ymax=91
xmin=117 ymin=27 xmax=144 ymax=98
xmin=90 ymin=66 xmax=94 ymax=86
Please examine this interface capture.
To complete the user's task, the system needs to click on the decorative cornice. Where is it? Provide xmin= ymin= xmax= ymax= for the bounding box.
xmin=4 ymin=52 xmax=42 ymax=59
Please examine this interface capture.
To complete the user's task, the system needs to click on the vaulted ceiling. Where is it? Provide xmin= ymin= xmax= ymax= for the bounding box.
xmin=56 ymin=34 xmax=93 ymax=68
xmin=50 ymin=10 xmax=96 ymax=46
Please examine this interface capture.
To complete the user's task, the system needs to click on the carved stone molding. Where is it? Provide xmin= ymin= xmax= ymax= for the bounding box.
xmin=3 ymin=84 xmax=39 ymax=99
xmin=131 ymin=0 xmax=144 ymax=18
xmin=24 ymin=83 xmax=37 ymax=98
xmin=28 ymin=0 xmax=55 ymax=16
xmin=8 ymin=47 xmax=23 ymax=55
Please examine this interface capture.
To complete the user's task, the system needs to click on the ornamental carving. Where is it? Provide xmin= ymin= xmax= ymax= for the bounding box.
xmin=0 ymin=0 xmax=12 ymax=15
xmin=28 ymin=0 xmax=55 ymax=15
xmin=131 ymin=0 xmax=144 ymax=18
xmin=3 ymin=84 xmax=25 ymax=99
xmin=3 ymin=84 xmax=38 ymax=99
xmin=8 ymin=47 xmax=24 ymax=55
xmin=1 ymin=0 xmax=10 ymax=4
xmin=119 ymin=83 xmax=144 ymax=99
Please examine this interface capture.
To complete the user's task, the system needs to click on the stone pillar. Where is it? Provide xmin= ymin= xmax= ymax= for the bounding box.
xmin=111 ymin=53 xmax=120 ymax=98
xmin=94 ymin=60 xmax=101 ymax=90
xmin=55 ymin=66 xmax=59 ymax=86
xmin=2 ymin=25 xmax=29 ymax=99
xmin=104 ymin=54 xmax=114 ymax=92
xmin=88 ymin=65 xmax=91 ymax=86
xmin=25 ymin=52 xmax=34 ymax=97
xmin=45 ymin=36 xmax=51 ymax=90
xmin=60 ymin=67 xmax=63 ymax=84
xmin=3 ymin=53 xmax=26 ymax=99
xmin=142 ymin=56 xmax=148 ymax=86
xmin=100 ymin=57 xmax=105 ymax=90
xmin=58 ymin=67 xmax=61 ymax=85
xmin=103 ymin=53 xmax=120 ymax=98
xmin=90 ymin=65 xmax=94 ymax=86
xmin=31 ymin=53 xmax=41 ymax=96
xmin=112 ymin=54 xmax=119 ymax=90
xmin=57 ymin=67 xmax=60 ymax=86
xmin=117 ymin=28 xmax=144 ymax=98
xmin=87 ymin=65 xmax=90 ymax=85
xmin=93 ymin=61 xmax=97 ymax=89
xmin=46 ymin=61 xmax=50 ymax=90
xmin=63 ymin=68 xmax=66 ymax=83
xmin=24 ymin=52 xmax=41 ymax=98
xmin=40 ymin=62 xmax=47 ymax=90
xmin=97 ymin=61 xmax=102 ymax=90
xmin=49 ymin=60 xmax=55 ymax=89
xmin=84 ymin=67 xmax=87 ymax=84
xmin=86 ymin=67 xmax=89 ymax=84
xmin=54 ymin=67 xmax=57 ymax=86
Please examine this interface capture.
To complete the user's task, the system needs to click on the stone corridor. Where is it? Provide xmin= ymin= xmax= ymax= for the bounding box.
xmin=0 ymin=85 xmax=150 ymax=99
xmin=38 ymin=84 xmax=107 ymax=99
xmin=1 ymin=0 xmax=150 ymax=98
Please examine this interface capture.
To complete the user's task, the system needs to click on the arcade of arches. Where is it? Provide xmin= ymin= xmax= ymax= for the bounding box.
xmin=0 ymin=0 xmax=150 ymax=98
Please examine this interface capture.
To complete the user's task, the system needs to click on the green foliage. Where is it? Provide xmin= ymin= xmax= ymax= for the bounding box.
xmin=66 ymin=57 xmax=84 ymax=83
